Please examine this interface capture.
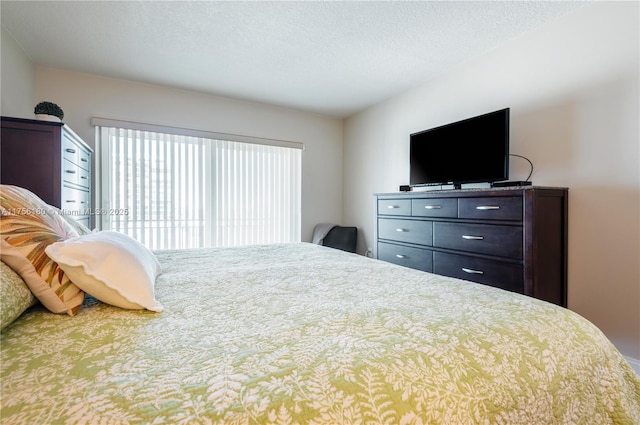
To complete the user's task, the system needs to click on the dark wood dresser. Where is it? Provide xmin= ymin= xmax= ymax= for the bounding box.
xmin=1 ymin=116 xmax=93 ymax=227
xmin=374 ymin=187 xmax=568 ymax=306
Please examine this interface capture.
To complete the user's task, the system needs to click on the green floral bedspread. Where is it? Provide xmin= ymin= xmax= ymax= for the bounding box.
xmin=1 ymin=243 xmax=639 ymax=424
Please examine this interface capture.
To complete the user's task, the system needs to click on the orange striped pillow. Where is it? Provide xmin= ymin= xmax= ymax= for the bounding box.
xmin=0 ymin=185 xmax=84 ymax=315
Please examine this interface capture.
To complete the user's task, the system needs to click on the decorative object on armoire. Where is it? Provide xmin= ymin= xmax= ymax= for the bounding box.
xmin=34 ymin=101 xmax=64 ymax=122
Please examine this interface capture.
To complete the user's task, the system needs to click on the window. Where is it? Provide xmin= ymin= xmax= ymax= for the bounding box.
xmin=94 ymin=120 xmax=302 ymax=250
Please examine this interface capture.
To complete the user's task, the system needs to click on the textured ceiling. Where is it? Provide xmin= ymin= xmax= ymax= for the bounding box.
xmin=1 ymin=1 xmax=583 ymax=117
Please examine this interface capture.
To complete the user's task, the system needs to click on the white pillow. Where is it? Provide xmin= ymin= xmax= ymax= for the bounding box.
xmin=45 ymin=231 xmax=163 ymax=312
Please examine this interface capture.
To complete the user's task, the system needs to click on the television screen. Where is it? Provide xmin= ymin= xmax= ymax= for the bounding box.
xmin=410 ymin=108 xmax=509 ymax=187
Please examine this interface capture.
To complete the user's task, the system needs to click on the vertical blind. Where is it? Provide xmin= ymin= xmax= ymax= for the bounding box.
xmin=95 ymin=124 xmax=301 ymax=250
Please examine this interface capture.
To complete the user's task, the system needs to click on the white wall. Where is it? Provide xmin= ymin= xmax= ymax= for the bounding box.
xmin=34 ymin=68 xmax=344 ymax=242
xmin=1 ymin=28 xmax=35 ymax=118
xmin=344 ymin=2 xmax=639 ymax=359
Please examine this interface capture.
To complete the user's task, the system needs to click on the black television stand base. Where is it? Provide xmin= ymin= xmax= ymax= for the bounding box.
xmin=491 ymin=181 xmax=532 ymax=188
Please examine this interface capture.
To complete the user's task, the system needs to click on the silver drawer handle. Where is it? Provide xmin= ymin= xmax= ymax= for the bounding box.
xmin=424 ymin=205 xmax=441 ymax=209
xmin=476 ymin=206 xmax=500 ymax=210
xmin=462 ymin=235 xmax=484 ymax=240
xmin=396 ymin=254 xmax=407 ymax=259
xmin=81 ymin=176 xmax=88 ymax=179
xmin=81 ymin=158 xmax=88 ymax=162
xmin=65 ymin=200 xmax=76 ymax=203
xmin=65 ymin=170 xmax=77 ymax=174
xmin=387 ymin=205 xmax=400 ymax=209
xmin=395 ymin=228 xmax=408 ymax=232
xmin=462 ymin=268 xmax=484 ymax=275
xmin=65 ymin=148 xmax=76 ymax=154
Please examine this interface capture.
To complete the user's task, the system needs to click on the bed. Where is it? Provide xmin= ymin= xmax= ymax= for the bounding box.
xmin=1 ymin=186 xmax=639 ymax=424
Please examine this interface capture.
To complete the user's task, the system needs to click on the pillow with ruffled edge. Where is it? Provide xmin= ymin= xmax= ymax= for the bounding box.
xmin=0 ymin=185 xmax=84 ymax=315
xmin=46 ymin=231 xmax=163 ymax=312
xmin=0 ymin=260 xmax=36 ymax=330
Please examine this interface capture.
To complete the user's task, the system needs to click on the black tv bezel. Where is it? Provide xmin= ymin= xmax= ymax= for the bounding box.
xmin=409 ymin=108 xmax=510 ymax=188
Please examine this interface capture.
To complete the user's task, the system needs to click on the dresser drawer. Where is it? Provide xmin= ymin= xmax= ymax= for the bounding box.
xmin=73 ymin=215 xmax=91 ymax=229
xmin=77 ymin=167 xmax=90 ymax=188
xmin=62 ymin=159 xmax=79 ymax=185
xmin=378 ymin=199 xmax=411 ymax=216
xmin=378 ymin=218 xmax=432 ymax=246
xmin=77 ymin=149 xmax=91 ymax=171
xmin=74 ymin=216 xmax=91 ymax=228
xmin=458 ymin=196 xmax=522 ymax=220
xmin=62 ymin=133 xmax=91 ymax=169
xmin=412 ymin=198 xmax=457 ymax=218
xmin=433 ymin=252 xmax=523 ymax=294
xmin=433 ymin=222 xmax=522 ymax=259
xmin=62 ymin=134 xmax=81 ymax=165
xmin=61 ymin=186 xmax=90 ymax=213
xmin=378 ymin=242 xmax=433 ymax=272
xmin=62 ymin=160 xmax=90 ymax=188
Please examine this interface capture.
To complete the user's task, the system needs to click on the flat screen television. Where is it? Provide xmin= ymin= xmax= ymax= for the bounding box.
xmin=410 ymin=108 xmax=509 ymax=188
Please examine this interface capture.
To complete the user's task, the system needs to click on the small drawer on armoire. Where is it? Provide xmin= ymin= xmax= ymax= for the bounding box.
xmin=75 ymin=216 xmax=90 ymax=227
xmin=378 ymin=218 xmax=432 ymax=246
xmin=77 ymin=149 xmax=91 ymax=171
xmin=378 ymin=242 xmax=433 ymax=272
xmin=458 ymin=196 xmax=522 ymax=220
xmin=62 ymin=160 xmax=90 ymax=188
xmin=62 ymin=132 xmax=91 ymax=170
xmin=76 ymin=167 xmax=90 ymax=188
xmin=61 ymin=186 xmax=90 ymax=213
xmin=433 ymin=252 xmax=523 ymax=294
xmin=378 ymin=199 xmax=411 ymax=216
xmin=62 ymin=136 xmax=80 ymax=165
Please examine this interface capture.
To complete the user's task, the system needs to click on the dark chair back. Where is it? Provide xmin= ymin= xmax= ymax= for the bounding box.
xmin=323 ymin=226 xmax=357 ymax=253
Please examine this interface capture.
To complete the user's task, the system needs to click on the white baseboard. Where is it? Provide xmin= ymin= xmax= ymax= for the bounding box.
xmin=624 ymin=355 xmax=640 ymax=376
